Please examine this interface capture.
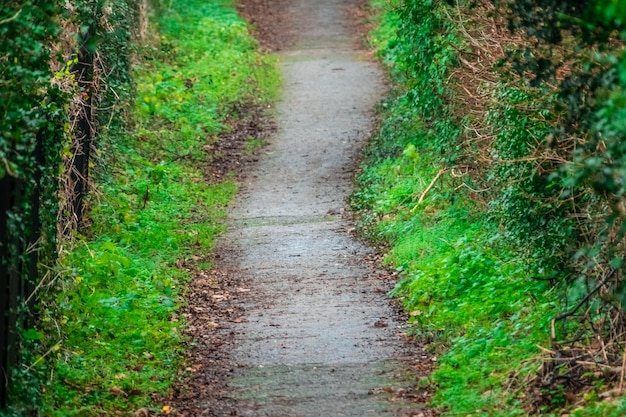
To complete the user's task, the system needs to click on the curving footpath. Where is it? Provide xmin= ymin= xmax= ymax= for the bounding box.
xmin=207 ymin=1 xmax=431 ymax=416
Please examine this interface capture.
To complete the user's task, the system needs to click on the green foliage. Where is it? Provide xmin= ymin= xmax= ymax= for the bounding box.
xmin=2 ymin=0 xmax=144 ymax=408
xmin=499 ymin=0 xmax=626 ymax=270
xmin=89 ymin=0 xmax=138 ymax=135
xmin=133 ymin=0 xmax=278 ymax=163
xmin=353 ymin=93 xmax=556 ymax=414
xmin=497 ymin=6 xmax=626 ymax=409
xmin=354 ymin=0 xmax=626 ymax=415
xmin=2 ymin=0 xmax=277 ymax=415
xmin=0 ymin=2 xmax=65 ymax=412
xmin=0 ymin=1 xmax=65 ymax=261
xmin=379 ymin=0 xmax=462 ymax=161
xmin=45 ymin=171 xmax=235 ymax=415
xmin=486 ymin=86 xmax=574 ymax=272
xmin=0 ymin=1 xmax=61 ymax=180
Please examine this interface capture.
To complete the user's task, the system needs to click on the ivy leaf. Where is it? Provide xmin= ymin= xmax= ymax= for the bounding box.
xmin=22 ymin=328 xmax=43 ymax=341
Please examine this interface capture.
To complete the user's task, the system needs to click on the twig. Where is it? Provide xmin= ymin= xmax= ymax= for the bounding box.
xmin=537 ymin=344 xmax=556 ymax=355
xmin=3 ymin=158 xmax=17 ymax=177
xmin=551 ymin=319 xmax=557 ymax=351
xmin=455 ymin=182 xmax=491 ymax=193
xmin=83 ymin=240 xmax=95 ymax=258
xmin=541 ymin=355 xmax=591 ymax=362
xmin=600 ymin=334 xmax=609 ymax=365
xmin=459 ymin=56 xmax=481 ymax=74
xmin=24 ymin=268 xmax=52 ymax=306
xmin=142 ymin=186 xmax=150 ymax=209
xmin=460 ymin=83 xmax=477 ymax=99
xmin=416 ymin=169 xmax=447 ymax=206
xmin=492 ymin=155 xmax=571 ymax=165
xmin=25 ymin=341 xmax=62 ymax=371
xmin=619 ymin=349 xmax=626 ymax=391
xmin=575 ymin=361 xmax=623 ymax=374
xmin=0 ymin=8 xmax=22 ymax=25
xmin=555 ymin=269 xmax=616 ymax=321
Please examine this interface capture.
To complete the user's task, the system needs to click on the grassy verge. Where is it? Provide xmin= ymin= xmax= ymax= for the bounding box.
xmin=352 ymin=1 xmax=626 ymax=415
xmin=36 ymin=0 xmax=278 ymax=415
xmin=352 ymin=93 xmax=557 ymax=416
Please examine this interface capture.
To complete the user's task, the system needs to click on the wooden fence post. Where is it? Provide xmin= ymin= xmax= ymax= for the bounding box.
xmin=0 ymin=128 xmax=46 ymax=408
xmin=0 ymin=175 xmax=12 ymax=408
xmin=69 ymin=28 xmax=95 ymax=229
xmin=0 ymin=176 xmax=24 ymax=408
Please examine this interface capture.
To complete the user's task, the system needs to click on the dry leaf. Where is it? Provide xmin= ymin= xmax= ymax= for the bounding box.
xmin=134 ymin=408 xmax=149 ymax=417
xmin=231 ymin=317 xmax=248 ymax=323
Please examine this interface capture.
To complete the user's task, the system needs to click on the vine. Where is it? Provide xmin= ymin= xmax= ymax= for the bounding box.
xmin=495 ymin=1 xmax=626 ymax=402
xmin=0 ymin=1 xmax=64 ymax=409
xmin=1 ymin=0 xmax=144 ymax=411
xmin=355 ymin=0 xmax=626 ymax=414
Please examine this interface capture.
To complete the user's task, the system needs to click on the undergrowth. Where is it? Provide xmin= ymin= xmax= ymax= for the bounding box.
xmin=353 ymin=91 xmax=557 ymax=414
xmin=15 ymin=0 xmax=278 ymax=415
xmin=354 ymin=0 xmax=626 ymax=415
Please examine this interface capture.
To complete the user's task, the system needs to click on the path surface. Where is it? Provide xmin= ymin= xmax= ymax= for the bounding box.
xmin=172 ymin=1 xmax=432 ymax=416
xmin=226 ymin=1 xmax=426 ymax=416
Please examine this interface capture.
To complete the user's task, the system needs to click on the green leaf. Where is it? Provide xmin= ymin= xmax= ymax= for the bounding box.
xmin=610 ymin=257 xmax=623 ymax=269
xmin=23 ymin=328 xmax=43 ymax=341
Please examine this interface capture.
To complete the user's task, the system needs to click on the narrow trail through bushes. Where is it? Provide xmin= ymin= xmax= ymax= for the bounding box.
xmin=169 ymin=1 xmax=434 ymax=415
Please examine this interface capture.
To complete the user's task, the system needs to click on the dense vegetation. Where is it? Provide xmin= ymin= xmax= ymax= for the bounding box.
xmin=353 ymin=0 xmax=626 ymax=415
xmin=5 ymin=0 xmax=626 ymax=414
xmin=1 ymin=0 xmax=276 ymax=414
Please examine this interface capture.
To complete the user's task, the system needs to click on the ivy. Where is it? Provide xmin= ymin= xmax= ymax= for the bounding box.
xmin=355 ymin=0 xmax=626 ymax=414
xmin=0 ymin=1 xmax=62 ymax=180
xmin=385 ymin=0 xmax=462 ymax=162
xmin=498 ymin=0 xmax=626 ymax=332
xmin=1 ymin=0 xmax=144 ymax=411
xmin=0 ymin=0 xmax=64 ymax=410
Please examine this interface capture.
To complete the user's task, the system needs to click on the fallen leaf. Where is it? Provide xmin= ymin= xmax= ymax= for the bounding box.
xmin=231 ymin=317 xmax=248 ymax=323
xmin=134 ymin=408 xmax=149 ymax=417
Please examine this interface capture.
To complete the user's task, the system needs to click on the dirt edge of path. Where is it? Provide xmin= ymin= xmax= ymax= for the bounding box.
xmin=161 ymin=104 xmax=275 ymax=416
xmin=237 ymin=0 xmax=297 ymax=52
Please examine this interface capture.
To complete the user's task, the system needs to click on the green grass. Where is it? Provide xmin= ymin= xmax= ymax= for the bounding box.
xmin=353 ymin=117 xmax=558 ymax=414
xmin=243 ymin=136 xmax=266 ymax=155
xmin=29 ymin=0 xmax=279 ymax=415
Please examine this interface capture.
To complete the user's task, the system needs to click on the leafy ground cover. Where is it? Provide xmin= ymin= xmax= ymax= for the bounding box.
xmin=352 ymin=91 xmax=559 ymax=415
xmin=353 ymin=0 xmax=626 ymax=415
xmin=2 ymin=1 xmax=278 ymax=415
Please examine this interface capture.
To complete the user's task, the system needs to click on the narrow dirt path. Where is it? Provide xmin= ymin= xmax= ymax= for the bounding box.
xmin=170 ymin=1 xmax=433 ymax=416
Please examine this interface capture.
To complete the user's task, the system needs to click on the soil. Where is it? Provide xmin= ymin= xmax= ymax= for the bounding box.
xmin=237 ymin=0 xmax=296 ymax=52
xmin=165 ymin=1 xmax=436 ymax=416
